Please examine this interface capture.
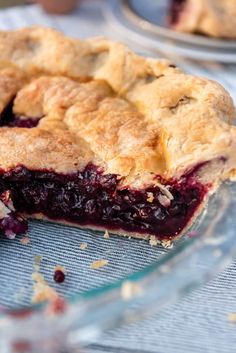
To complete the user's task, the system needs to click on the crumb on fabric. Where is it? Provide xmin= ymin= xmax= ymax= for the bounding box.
xmin=34 ymin=255 xmax=42 ymax=265
xmin=227 ymin=313 xmax=236 ymax=323
xmin=33 ymin=255 xmax=42 ymax=272
xmin=147 ymin=192 xmax=154 ymax=203
xmin=149 ymin=235 xmax=159 ymax=247
xmin=31 ymin=257 xmax=66 ymax=314
xmin=20 ymin=236 xmax=30 ymax=245
xmin=121 ymin=281 xmax=143 ymax=300
xmin=31 ymin=272 xmax=45 ymax=284
xmin=31 ymin=272 xmax=58 ymax=303
xmin=32 ymin=272 xmax=66 ymax=314
xmin=90 ymin=259 xmax=109 ymax=269
xmin=31 ymin=256 xmax=58 ymax=304
xmin=54 ymin=265 xmax=66 ymax=273
xmin=161 ymin=239 xmax=173 ymax=249
xmin=80 ymin=242 xmax=87 ymax=250
xmin=104 ymin=230 xmax=110 ymax=239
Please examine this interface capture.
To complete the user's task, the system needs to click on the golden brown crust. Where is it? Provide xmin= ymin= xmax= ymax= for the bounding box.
xmin=0 ymin=27 xmax=234 ymax=188
xmin=171 ymin=0 xmax=236 ymax=38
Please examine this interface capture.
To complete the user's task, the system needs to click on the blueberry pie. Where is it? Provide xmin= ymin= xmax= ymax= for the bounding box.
xmin=169 ymin=0 xmax=236 ymax=38
xmin=0 ymin=27 xmax=235 ymax=243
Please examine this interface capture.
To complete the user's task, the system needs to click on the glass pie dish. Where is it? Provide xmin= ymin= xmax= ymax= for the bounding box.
xmin=0 ymin=24 xmax=235 ymax=353
xmin=0 ymin=181 xmax=236 ymax=353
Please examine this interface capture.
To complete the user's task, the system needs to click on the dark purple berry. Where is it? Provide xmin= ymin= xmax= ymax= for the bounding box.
xmin=54 ymin=270 xmax=65 ymax=283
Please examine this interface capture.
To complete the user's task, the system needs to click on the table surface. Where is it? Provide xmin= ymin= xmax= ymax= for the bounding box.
xmin=0 ymin=1 xmax=236 ymax=352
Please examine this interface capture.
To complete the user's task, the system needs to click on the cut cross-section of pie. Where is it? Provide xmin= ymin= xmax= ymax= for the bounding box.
xmin=0 ymin=27 xmax=235 ymax=244
xmin=169 ymin=0 xmax=236 ymax=38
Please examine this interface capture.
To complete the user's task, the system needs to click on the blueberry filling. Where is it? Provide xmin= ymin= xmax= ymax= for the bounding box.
xmin=169 ymin=0 xmax=187 ymax=25
xmin=0 ymin=164 xmax=207 ymax=239
xmin=0 ymin=191 xmax=27 ymax=238
xmin=0 ymin=99 xmax=41 ymax=128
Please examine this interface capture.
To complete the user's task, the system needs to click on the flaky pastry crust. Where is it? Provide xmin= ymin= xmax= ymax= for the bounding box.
xmin=171 ymin=0 xmax=236 ymax=38
xmin=0 ymin=26 xmax=235 ymax=189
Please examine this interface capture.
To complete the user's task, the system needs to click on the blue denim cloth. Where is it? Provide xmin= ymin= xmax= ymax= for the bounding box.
xmin=0 ymin=2 xmax=236 ymax=353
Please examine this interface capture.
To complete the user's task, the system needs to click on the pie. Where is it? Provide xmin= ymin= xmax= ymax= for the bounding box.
xmin=169 ymin=0 xmax=236 ymax=38
xmin=0 ymin=27 xmax=235 ymax=244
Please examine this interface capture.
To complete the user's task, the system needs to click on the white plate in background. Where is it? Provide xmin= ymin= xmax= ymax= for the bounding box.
xmin=125 ymin=0 xmax=236 ymax=50
xmin=105 ymin=0 xmax=236 ymax=63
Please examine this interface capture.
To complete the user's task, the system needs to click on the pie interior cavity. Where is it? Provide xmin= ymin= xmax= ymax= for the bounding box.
xmin=0 ymin=27 xmax=235 ymax=243
xmin=169 ymin=0 xmax=236 ymax=39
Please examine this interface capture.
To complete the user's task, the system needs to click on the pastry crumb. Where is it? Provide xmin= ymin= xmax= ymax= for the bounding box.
xmin=149 ymin=235 xmax=159 ymax=247
xmin=147 ymin=192 xmax=154 ymax=203
xmin=104 ymin=230 xmax=110 ymax=239
xmin=80 ymin=242 xmax=87 ymax=250
xmin=31 ymin=258 xmax=65 ymax=311
xmin=31 ymin=265 xmax=59 ymax=304
xmin=32 ymin=280 xmax=58 ymax=304
xmin=34 ymin=255 xmax=43 ymax=272
xmin=227 ymin=313 xmax=236 ymax=323
xmin=54 ymin=264 xmax=66 ymax=273
xmin=161 ymin=239 xmax=173 ymax=249
xmin=20 ymin=236 xmax=30 ymax=245
xmin=31 ymin=271 xmax=45 ymax=284
xmin=121 ymin=280 xmax=142 ymax=300
xmin=90 ymin=259 xmax=109 ymax=269
xmin=34 ymin=255 xmax=42 ymax=265
xmin=31 ymin=271 xmax=58 ymax=303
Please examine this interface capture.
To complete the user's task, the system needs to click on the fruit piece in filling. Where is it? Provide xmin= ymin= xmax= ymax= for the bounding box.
xmin=0 ymin=190 xmax=27 ymax=238
xmin=0 ymin=164 xmax=208 ymax=240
